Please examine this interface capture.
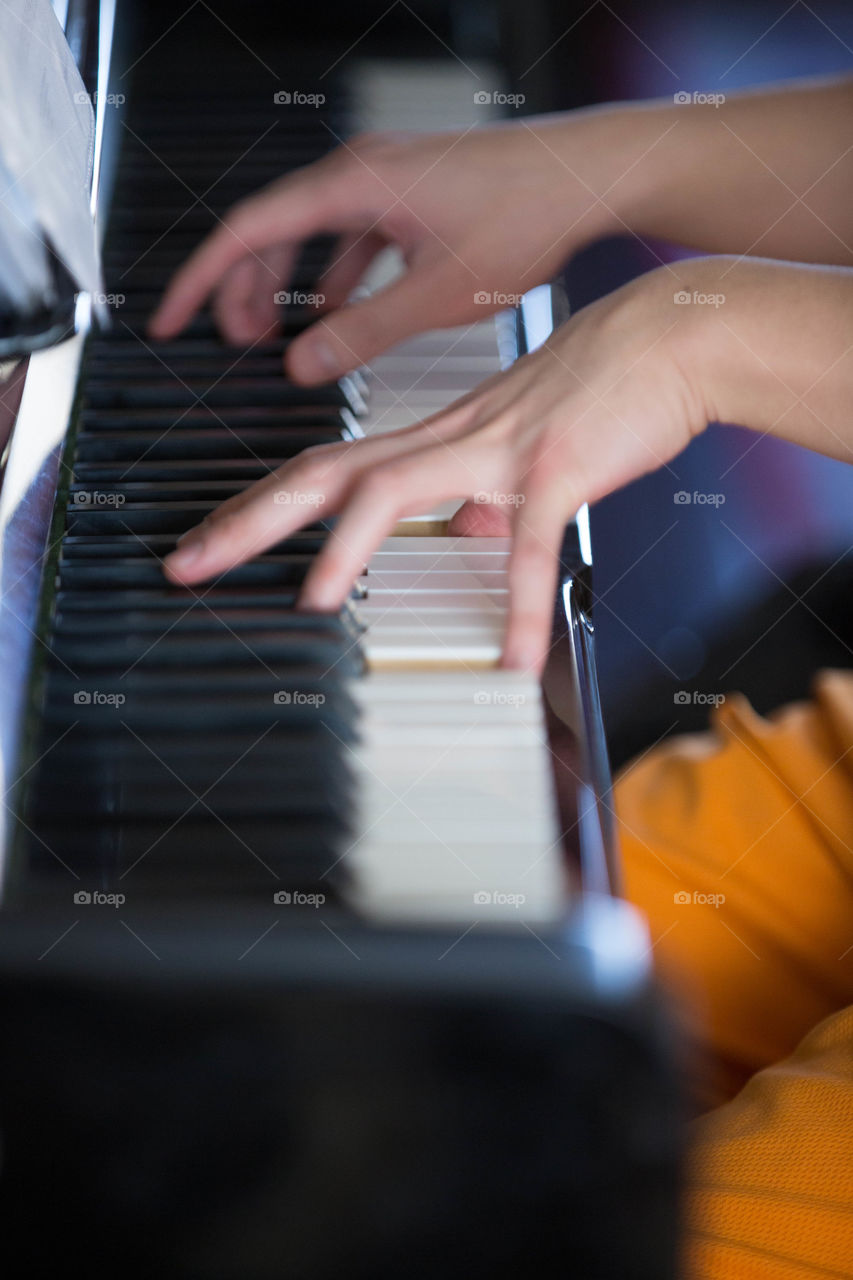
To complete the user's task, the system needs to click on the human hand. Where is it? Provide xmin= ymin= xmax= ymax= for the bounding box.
xmin=149 ymin=110 xmax=635 ymax=382
xmin=162 ymin=264 xmax=709 ymax=671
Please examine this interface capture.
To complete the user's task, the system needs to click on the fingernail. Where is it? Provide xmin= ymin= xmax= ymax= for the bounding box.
xmin=501 ymin=644 xmax=541 ymax=674
xmin=166 ymin=532 xmax=204 ymax=570
xmin=291 ymin=336 xmax=339 ymax=382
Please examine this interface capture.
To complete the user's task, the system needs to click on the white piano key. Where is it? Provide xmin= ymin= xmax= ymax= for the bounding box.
xmin=365 ymin=573 xmax=507 ymax=594
xmin=375 ymin=537 xmax=510 ymax=556
xmin=332 ymin=229 xmax=568 ymax=924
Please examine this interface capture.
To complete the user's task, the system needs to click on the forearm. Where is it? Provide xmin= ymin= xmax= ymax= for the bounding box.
xmin=545 ymin=76 xmax=853 ymax=265
xmin=675 ymin=257 xmax=853 ymax=457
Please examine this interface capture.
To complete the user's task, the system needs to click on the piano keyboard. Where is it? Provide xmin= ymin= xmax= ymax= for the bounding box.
xmin=2 ymin=49 xmax=568 ymax=934
xmin=0 ymin=13 xmax=678 ymax=1277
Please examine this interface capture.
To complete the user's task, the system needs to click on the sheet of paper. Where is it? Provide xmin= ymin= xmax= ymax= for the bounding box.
xmin=0 ymin=0 xmax=100 ymax=310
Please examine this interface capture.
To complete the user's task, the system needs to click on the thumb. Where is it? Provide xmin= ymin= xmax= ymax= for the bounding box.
xmin=285 ymin=261 xmax=460 ymax=383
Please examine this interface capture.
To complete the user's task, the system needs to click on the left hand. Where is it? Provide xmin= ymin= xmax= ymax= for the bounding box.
xmin=163 ymin=264 xmax=708 ymax=672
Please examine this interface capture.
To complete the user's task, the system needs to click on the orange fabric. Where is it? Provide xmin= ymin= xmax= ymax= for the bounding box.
xmin=614 ymin=670 xmax=853 ymax=1279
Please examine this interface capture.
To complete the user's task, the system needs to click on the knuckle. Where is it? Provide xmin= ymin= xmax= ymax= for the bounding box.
xmin=292 ymin=442 xmax=349 ymax=481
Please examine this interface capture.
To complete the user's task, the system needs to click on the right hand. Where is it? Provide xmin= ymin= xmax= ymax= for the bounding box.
xmin=149 ymin=111 xmax=629 ymax=382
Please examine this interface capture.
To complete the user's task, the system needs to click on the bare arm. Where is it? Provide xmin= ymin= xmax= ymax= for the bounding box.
xmin=163 ymin=260 xmax=853 ymax=669
xmin=150 ymin=76 xmax=853 ymax=382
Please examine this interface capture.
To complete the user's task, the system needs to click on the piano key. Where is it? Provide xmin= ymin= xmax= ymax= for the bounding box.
xmin=83 ymin=373 xmax=365 ymax=412
xmin=56 ymin=555 xmax=318 ymax=590
xmin=72 ymin=428 xmax=336 ymax=462
xmin=49 ymin=628 xmax=360 ymax=672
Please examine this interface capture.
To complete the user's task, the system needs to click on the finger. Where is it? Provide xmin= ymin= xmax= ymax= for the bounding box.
xmin=318 ymin=231 xmax=386 ymax=311
xmin=447 ymin=498 xmax=513 ymax=537
xmin=501 ymin=475 xmax=575 ymax=674
xmin=298 ymin=443 xmax=481 ymax=611
xmin=161 ymin=418 xmax=473 ymax=585
xmin=148 ymin=169 xmax=343 ymax=339
xmin=285 ymin=257 xmax=463 ymax=384
xmin=212 ymin=245 xmax=295 ymax=344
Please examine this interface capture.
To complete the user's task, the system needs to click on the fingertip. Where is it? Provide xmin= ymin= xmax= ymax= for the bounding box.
xmin=147 ymin=308 xmax=174 ymax=340
xmin=285 ymin=332 xmax=342 ymax=385
xmin=162 ymin=537 xmax=208 ymax=584
xmin=500 ymin=623 xmax=548 ymax=675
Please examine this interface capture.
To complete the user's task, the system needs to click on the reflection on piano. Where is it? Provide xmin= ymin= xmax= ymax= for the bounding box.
xmin=0 ymin=3 xmax=681 ymax=1276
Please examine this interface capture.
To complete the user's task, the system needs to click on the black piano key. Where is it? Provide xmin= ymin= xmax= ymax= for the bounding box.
xmin=30 ymin=763 xmax=351 ymax=821
xmin=56 ymin=555 xmax=319 ymax=589
xmin=69 ymin=480 xmax=249 ymax=502
xmin=71 ymin=459 xmax=299 ymax=483
xmin=41 ymin=689 xmax=357 ymax=736
xmin=83 ymin=373 xmax=364 ymax=412
xmin=73 ymin=427 xmax=346 ymax=462
xmin=48 ymin=627 xmax=362 ymax=674
xmin=51 ymin=604 xmax=359 ymax=637
xmin=19 ymin=816 xmax=349 ymax=891
xmin=59 ymin=531 xmax=328 ymax=557
xmin=15 ymin=76 xmax=365 ymax=908
xmin=52 ymin=587 xmax=311 ymax=612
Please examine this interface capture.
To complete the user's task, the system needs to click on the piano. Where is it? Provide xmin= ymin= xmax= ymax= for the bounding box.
xmin=0 ymin=2 xmax=681 ymax=1276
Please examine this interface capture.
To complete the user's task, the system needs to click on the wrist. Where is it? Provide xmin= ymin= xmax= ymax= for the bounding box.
xmin=548 ymin=100 xmax=689 ymax=244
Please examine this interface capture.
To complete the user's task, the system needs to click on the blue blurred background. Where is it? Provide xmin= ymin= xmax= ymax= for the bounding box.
xmin=533 ymin=0 xmax=853 ymax=765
